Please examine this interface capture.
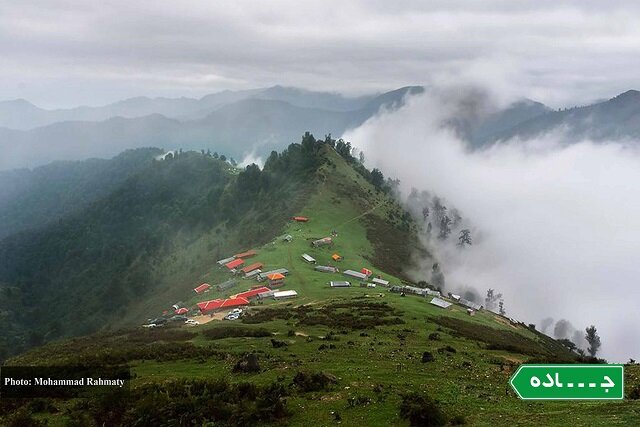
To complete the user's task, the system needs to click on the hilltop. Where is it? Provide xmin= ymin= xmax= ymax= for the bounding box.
xmin=486 ymin=90 xmax=640 ymax=143
xmin=2 ymin=135 xmax=639 ymax=426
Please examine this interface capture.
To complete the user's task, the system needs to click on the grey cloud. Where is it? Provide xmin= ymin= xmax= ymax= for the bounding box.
xmin=2 ymin=1 xmax=640 ymax=107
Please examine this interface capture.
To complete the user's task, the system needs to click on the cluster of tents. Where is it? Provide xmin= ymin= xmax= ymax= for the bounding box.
xmin=216 ymin=250 xmax=258 ymax=273
xmin=158 ymin=213 xmax=484 ymax=326
xmin=191 ymin=248 xmax=299 ymax=315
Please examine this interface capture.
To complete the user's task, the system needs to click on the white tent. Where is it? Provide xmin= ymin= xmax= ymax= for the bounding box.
xmin=429 ymin=297 xmax=452 ymax=309
xmin=273 ymin=290 xmax=298 ymax=299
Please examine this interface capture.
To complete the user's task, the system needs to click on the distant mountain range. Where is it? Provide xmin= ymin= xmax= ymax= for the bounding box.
xmin=488 ymin=90 xmax=640 ymax=143
xmin=1 ymin=86 xmax=639 ymax=171
xmin=0 ymin=85 xmax=383 ymax=130
xmin=0 ymin=86 xmax=424 ymax=170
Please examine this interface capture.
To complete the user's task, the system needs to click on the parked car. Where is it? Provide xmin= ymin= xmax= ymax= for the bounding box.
xmin=142 ymin=323 xmax=157 ymax=328
xmin=224 ymin=313 xmax=240 ymax=321
xmin=169 ymin=315 xmax=188 ymax=322
xmin=185 ymin=319 xmax=199 ymax=325
xmin=229 ymin=308 xmax=243 ymax=315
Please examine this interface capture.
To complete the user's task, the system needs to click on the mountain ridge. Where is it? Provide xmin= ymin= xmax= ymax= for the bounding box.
xmin=0 ymin=85 xmax=378 ymax=130
xmin=0 ymin=87 xmax=422 ymax=171
xmin=489 ymin=89 xmax=640 ymax=143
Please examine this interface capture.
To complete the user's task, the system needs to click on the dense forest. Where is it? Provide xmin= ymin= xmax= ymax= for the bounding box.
xmin=0 ymin=133 xmax=355 ymax=359
xmin=0 ymin=148 xmax=164 ymax=239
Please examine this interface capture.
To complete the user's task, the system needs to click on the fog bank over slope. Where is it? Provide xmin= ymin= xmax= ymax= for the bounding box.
xmin=344 ymin=88 xmax=640 ymax=362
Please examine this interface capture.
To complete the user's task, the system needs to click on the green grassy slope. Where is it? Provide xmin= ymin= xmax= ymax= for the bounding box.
xmin=3 ymin=145 xmax=639 ymax=426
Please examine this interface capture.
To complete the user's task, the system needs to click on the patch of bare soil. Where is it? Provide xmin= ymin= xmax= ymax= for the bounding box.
xmin=187 ymin=314 xmax=220 ymax=325
xmin=493 ymin=315 xmax=518 ymax=329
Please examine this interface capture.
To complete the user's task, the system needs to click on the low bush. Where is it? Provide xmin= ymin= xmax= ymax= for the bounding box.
xmin=232 ymin=353 xmax=261 ymax=373
xmin=437 ymin=345 xmax=457 ymax=354
xmin=271 ymin=339 xmax=288 ymax=348
xmin=292 ymin=371 xmax=337 ymax=392
xmin=318 ymin=344 xmax=337 ymax=350
xmin=123 ymin=327 xmax=196 ymax=343
xmin=63 ymin=379 xmax=289 ymax=427
xmin=202 ymin=326 xmax=271 ymax=340
xmin=323 ymin=331 xmax=340 ymax=341
xmin=243 ymin=301 xmax=404 ymax=330
xmin=450 ymin=414 xmax=467 ymax=425
xmin=347 ymin=395 xmax=372 ymax=407
xmin=4 ymin=407 xmax=47 ymax=427
xmin=432 ymin=316 xmax=575 ymax=359
xmin=421 ymin=352 xmax=435 ymax=363
xmin=399 ymin=392 xmax=447 ymax=427
xmin=428 ymin=332 xmax=441 ymax=341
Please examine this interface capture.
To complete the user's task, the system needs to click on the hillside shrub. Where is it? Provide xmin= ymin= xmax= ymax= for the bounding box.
xmin=244 ymin=301 xmax=404 ymax=330
xmin=629 ymin=385 xmax=640 ymax=400
xmin=13 ymin=338 xmax=231 ymax=366
xmin=202 ymin=327 xmax=271 ymax=340
xmin=347 ymin=395 xmax=372 ymax=407
xmin=399 ymin=393 xmax=447 ymax=427
xmin=292 ymin=371 xmax=337 ymax=392
xmin=271 ymin=339 xmax=287 ymax=348
xmin=233 ymin=353 xmax=261 ymax=373
xmin=421 ymin=352 xmax=435 ymax=363
xmin=63 ymin=379 xmax=289 ymax=427
xmin=4 ymin=407 xmax=47 ymax=427
xmin=432 ymin=316 xmax=574 ymax=359
xmin=437 ymin=345 xmax=457 ymax=354
xmin=124 ymin=327 xmax=196 ymax=343
xmin=450 ymin=414 xmax=467 ymax=425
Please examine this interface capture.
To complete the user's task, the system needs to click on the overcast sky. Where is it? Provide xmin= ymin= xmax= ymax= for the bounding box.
xmin=2 ymin=0 xmax=640 ymax=108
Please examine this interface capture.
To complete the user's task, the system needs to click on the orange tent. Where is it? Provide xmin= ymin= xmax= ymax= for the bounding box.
xmin=194 ymin=283 xmax=211 ymax=293
xmin=234 ymin=250 xmax=257 ymax=259
xmin=225 ymin=258 xmax=245 ymax=270
xmin=361 ymin=268 xmax=372 ymax=276
xmin=233 ymin=286 xmax=271 ymax=300
xmin=267 ymin=273 xmax=285 ymax=281
xmin=332 ymin=254 xmax=342 ymax=261
xmin=241 ymin=262 xmax=263 ymax=274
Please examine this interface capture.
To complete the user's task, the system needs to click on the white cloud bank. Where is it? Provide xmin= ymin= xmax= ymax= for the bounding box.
xmin=343 ymin=90 xmax=640 ymax=362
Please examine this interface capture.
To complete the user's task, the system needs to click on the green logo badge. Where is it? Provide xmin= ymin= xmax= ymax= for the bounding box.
xmin=510 ymin=364 xmax=624 ymax=400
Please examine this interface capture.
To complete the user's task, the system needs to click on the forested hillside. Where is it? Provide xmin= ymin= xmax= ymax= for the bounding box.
xmin=0 ymin=148 xmax=163 ymax=239
xmin=0 ymin=134 xmax=330 ymax=359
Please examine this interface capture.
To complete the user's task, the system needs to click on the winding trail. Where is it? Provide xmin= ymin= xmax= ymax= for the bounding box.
xmin=334 ymin=200 xmax=385 ymax=230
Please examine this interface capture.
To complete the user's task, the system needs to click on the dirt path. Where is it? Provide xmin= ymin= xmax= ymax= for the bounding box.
xmin=334 ymin=200 xmax=385 ymax=230
xmin=288 ymin=245 xmax=309 ymax=288
xmin=188 ymin=313 xmax=224 ymax=326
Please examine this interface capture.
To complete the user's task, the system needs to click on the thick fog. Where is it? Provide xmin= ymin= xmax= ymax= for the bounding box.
xmin=344 ymin=89 xmax=640 ymax=362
